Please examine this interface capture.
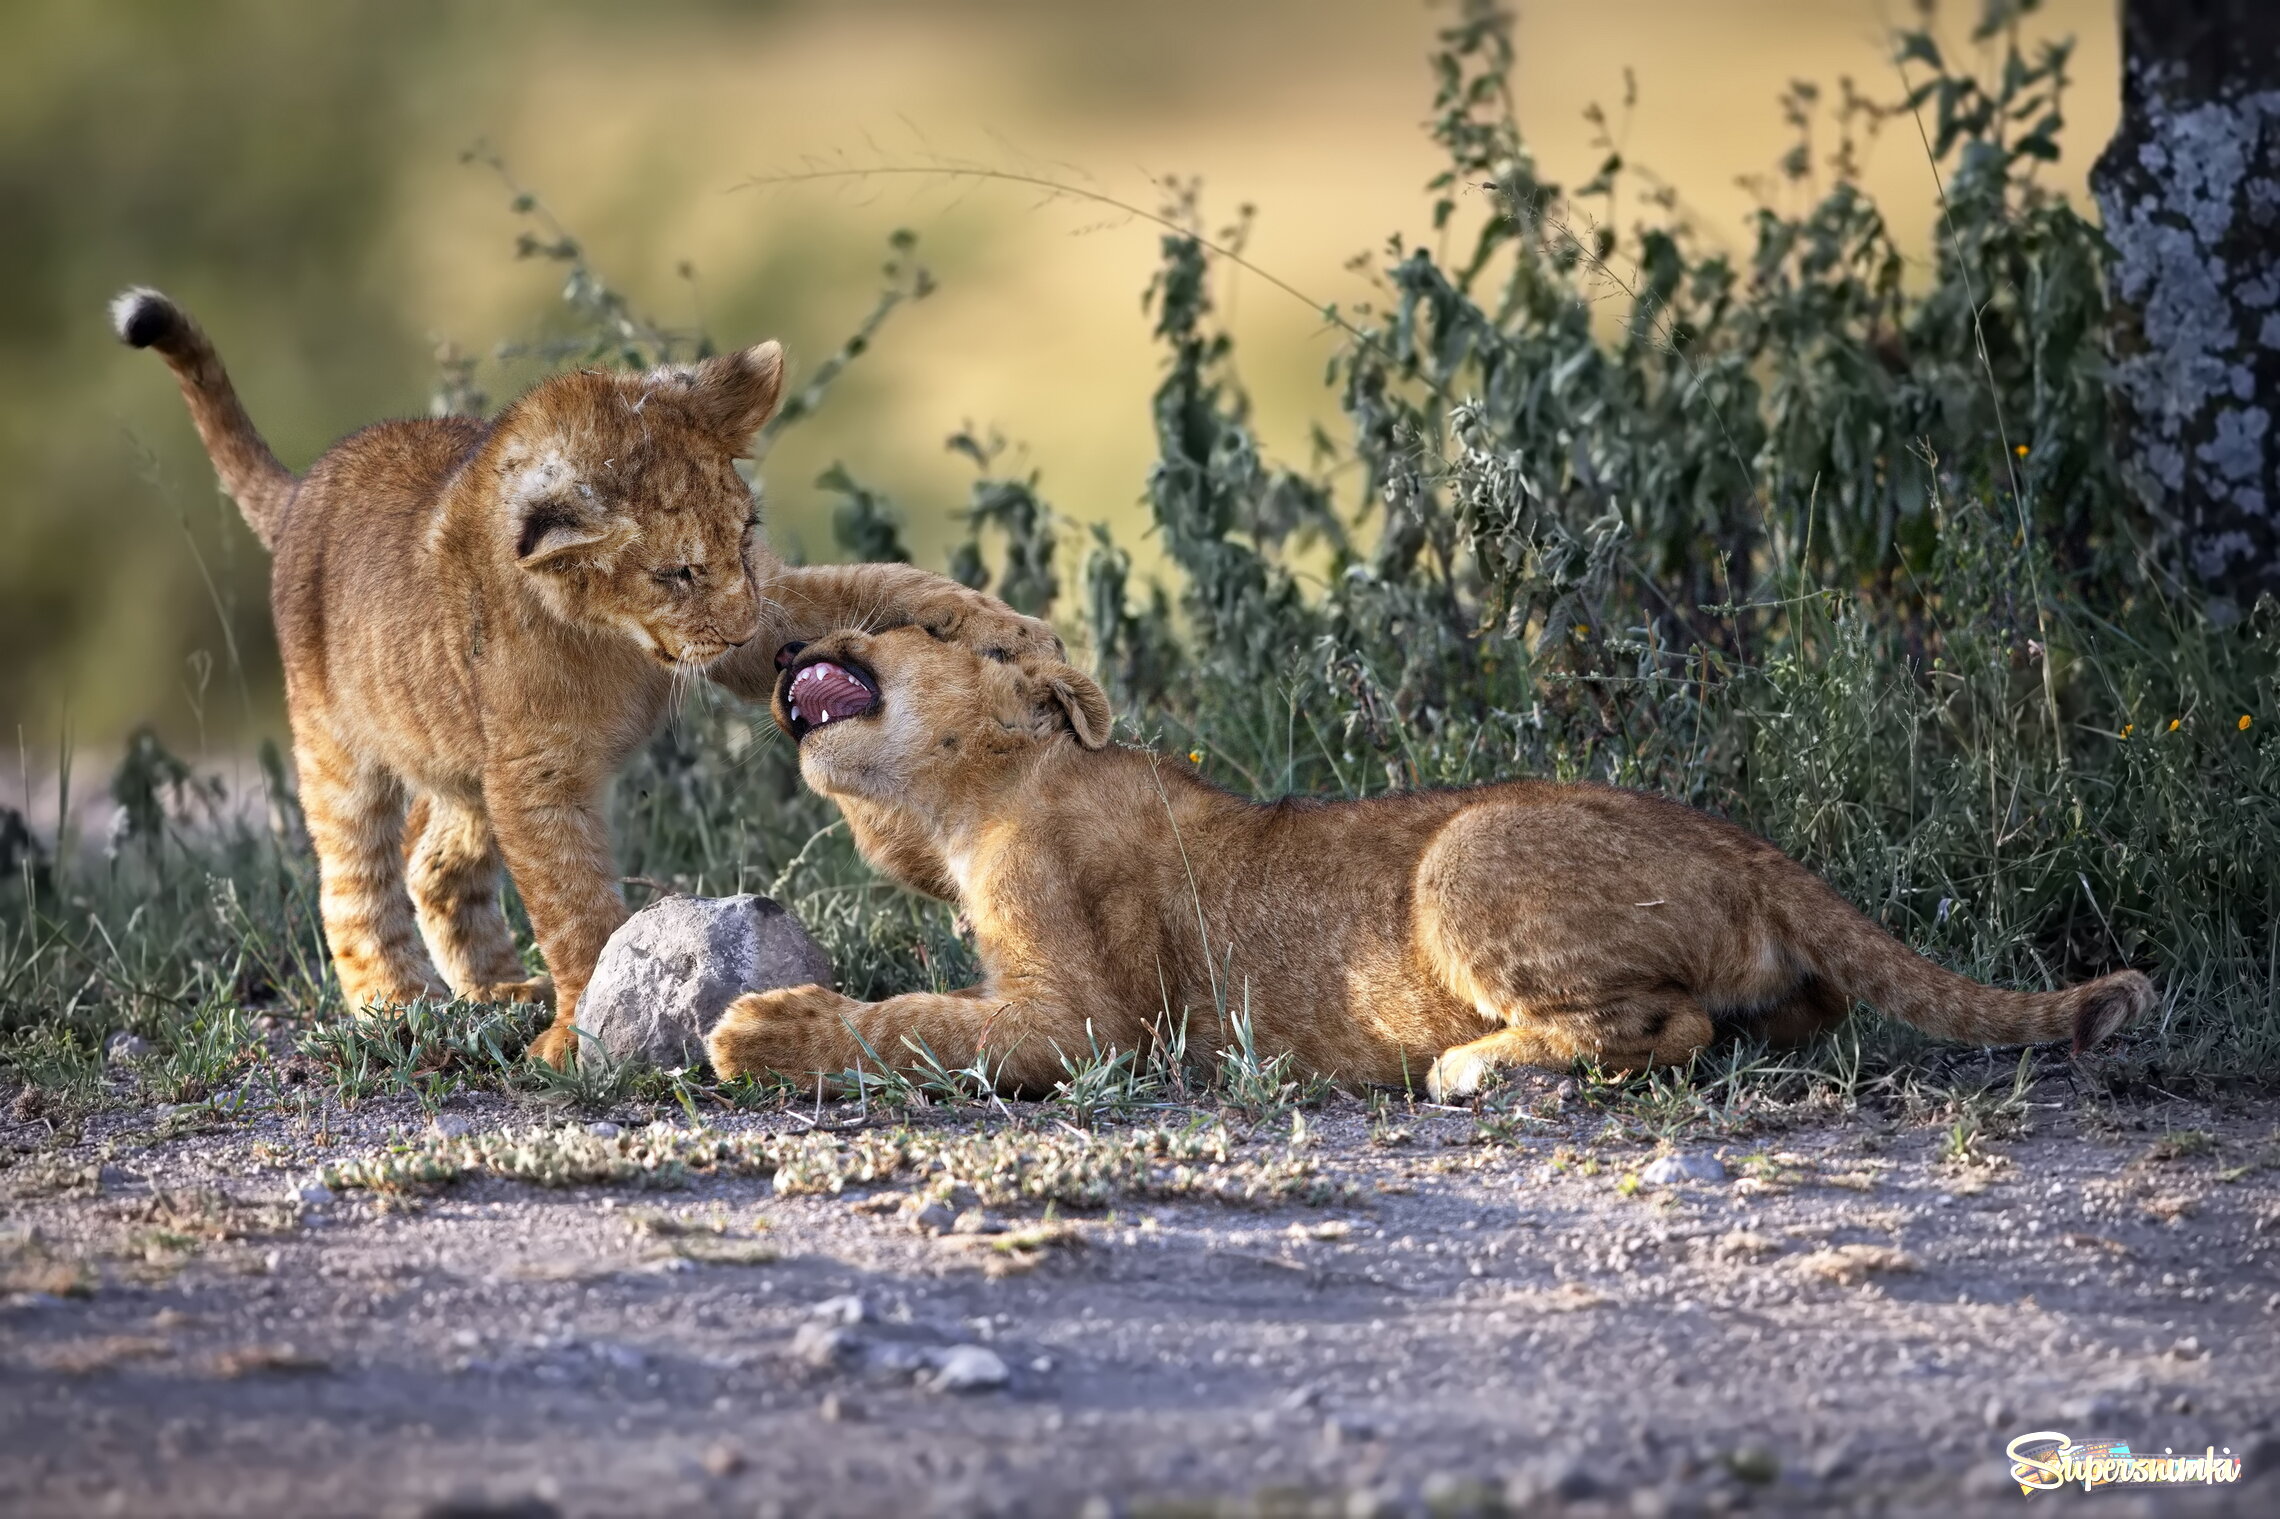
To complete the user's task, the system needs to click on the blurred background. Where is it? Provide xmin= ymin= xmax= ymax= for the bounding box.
xmin=0 ymin=0 xmax=2117 ymax=761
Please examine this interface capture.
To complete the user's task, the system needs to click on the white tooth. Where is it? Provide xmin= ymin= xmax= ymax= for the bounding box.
xmin=817 ymin=710 xmax=832 ymax=724
xmin=788 ymin=701 xmax=802 ymax=721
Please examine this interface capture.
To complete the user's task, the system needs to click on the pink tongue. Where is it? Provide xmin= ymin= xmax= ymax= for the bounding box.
xmin=798 ymin=662 xmax=872 ymax=721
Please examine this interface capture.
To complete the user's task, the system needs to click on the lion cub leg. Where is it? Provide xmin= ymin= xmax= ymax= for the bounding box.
xmin=404 ymin=791 xmax=552 ymax=1006
xmin=1425 ymin=994 xmax=1716 ymax=1101
xmin=296 ymin=730 xmax=448 ymax=1013
xmin=1416 ymin=802 xmax=1717 ymax=1099
xmin=486 ymin=773 xmax=630 ymax=1067
xmin=1753 ymin=976 xmax=1849 ymax=1048
xmin=707 ymin=985 xmax=1072 ymax=1092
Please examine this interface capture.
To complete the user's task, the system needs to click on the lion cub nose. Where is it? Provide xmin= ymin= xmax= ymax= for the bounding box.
xmin=774 ymin=641 xmax=808 ymax=669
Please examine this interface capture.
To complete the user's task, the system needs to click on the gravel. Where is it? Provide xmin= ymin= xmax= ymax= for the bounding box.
xmin=2 ymin=1085 xmax=2275 ymax=1515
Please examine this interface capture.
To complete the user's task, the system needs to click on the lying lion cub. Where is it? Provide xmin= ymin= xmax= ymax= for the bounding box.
xmin=707 ymin=628 xmax=2152 ymax=1099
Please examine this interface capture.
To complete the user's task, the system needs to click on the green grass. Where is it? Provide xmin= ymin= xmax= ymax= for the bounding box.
xmin=2 ymin=1 xmax=2274 ymax=1136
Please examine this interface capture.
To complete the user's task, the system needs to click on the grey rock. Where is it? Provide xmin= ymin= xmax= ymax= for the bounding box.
xmin=577 ymin=895 xmax=832 ymax=1069
xmin=1626 ymin=1489 xmax=1674 ymax=1519
xmin=905 ymin=1200 xmax=956 ymax=1236
xmin=1343 ymin=1485 xmax=1402 ymax=1519
xmin=104 ymin=1031 xmax=151 ymax=1066
xmin=1722 ymin=1444 xmax=1779 ymax=1485
xmin=1505 ymin=1455 xmax=1597 ymax=1505
xmin=1278 ymin=1382 xmax=1321 ymax=1412
xmin=807 ymin=1293 xmax=868 ymax=1326
xmin=429 ymin=1113 xmax=475 ymax=1139
xmin=1642 ymin=1153 xmax=1727 ymax=1186
xmin=790 ymin=1322 xmax=856 ymax=1369
xmin=928 ymin=1344 xmax=1010 ymax=1393
xmin=584 ymin=1121 xmax=622 ymax=1139
xmin=866 ymin=1342 xmax=933 ymax=1376
xmin=1421 ymin=1471 xmax=1502 ymax=1514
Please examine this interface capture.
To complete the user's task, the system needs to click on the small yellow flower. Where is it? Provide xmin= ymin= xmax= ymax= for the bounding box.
xmin=2241 ymin=715 xmax=2254 ymax=732
xmin=2120 ymin=723 xmax=2134 ymax=739
xmin=2014 ymin=443 xmax=2030 ymax=458
xmin=2169 ymin=718 xmax=2182 ymax=732
xmin=1573 ymin=623 xmax=1590 ymax=638
xmin=1188 ymin=749 xmax=1203 ymax=764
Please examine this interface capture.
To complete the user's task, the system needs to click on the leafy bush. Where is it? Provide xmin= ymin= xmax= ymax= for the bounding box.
xmin=3 ymin=0 xmax=2273 ymax=1115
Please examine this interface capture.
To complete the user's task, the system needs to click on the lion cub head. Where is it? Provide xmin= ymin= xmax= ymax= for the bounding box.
xmin=770 ymin=626 xmax=1112 ymax=812
xmin=486 ymin=343 xmax=786 ymax=666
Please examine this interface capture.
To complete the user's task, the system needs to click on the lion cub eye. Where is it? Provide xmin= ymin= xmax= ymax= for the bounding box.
xmin=655 ymin=565 xmax=700 ymax=588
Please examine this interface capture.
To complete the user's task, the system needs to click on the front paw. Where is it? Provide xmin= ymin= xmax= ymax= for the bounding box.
xmin=473 ymin=976 xmax=555 ymax=1007
xmin=922 ymin=594 xmax=1062 ymax=663
xmin=706 ymin=985 xmax=855 ymax=1080
xmin=705 ymin=990 xmax=799 ymax=1081
xmin=527 ymin=1019 xmax=580 ymax=1069
xmin=1425 ymin=1045 xmax=1491 ymax=1103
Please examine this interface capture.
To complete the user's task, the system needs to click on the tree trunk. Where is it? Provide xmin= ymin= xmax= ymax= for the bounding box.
xmin=2091 ymin=1 xmax=2280 ymax=620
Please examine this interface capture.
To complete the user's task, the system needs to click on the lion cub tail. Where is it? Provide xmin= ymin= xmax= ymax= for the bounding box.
xmin=1803 ymin=896 xmax=2153 ymax=1055
xmin=111 ymin=288 xmax=295 ymax=548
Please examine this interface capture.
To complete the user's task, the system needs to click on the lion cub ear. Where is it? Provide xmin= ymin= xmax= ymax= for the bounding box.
xmin=685 ymin=340 xmax=785 ymax=453
xmin=1037 ymin=664 xmax=1114 ymax=749
xmin=513 ymin=497 xmax=626 ymax=571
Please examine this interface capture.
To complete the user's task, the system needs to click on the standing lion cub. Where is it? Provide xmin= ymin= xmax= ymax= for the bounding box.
xmin=706 ymin=627 xmax=2152 ymax=1097
xmin=115 ymin=290 xmax=1056 ymax=1064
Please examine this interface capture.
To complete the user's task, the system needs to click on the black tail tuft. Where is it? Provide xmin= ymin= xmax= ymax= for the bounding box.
xmin=110 ymin=287 xmax=184 ymax=351
xmin=2070 ymin=970 xmax=2154 ymax=1056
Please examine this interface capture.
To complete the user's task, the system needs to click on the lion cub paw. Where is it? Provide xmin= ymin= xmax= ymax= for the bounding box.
xmin=526 ymin=1021 xmax=580 ymax=1069
xmin=704 ymin=993 xmax=779 ymax=1081
xmin=473 ymin=976 xmax=555 ymax=1007
xmin=1425 ymin=1045 xmax=1494 ymax=1103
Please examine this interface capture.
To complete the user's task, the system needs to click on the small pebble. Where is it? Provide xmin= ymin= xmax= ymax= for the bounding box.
xmin=806 ymin=1294 xmax=867 ymax=1326
xmin=928 ymin=1344 xmax=1009 ymax=1393
xmin=1724 ymin=1444 xmax=1780 ymax=1484
xmin=1641 ymin=1153 xmax=1726 ymax=1186
xmin=905 ymin=1200 xmax=956 ymax=1236
xmin=819 ymin=1392 xmax=861 ymax=1423
xmin=429 ymin=1113 xmax=475 ymax=1139
xmin=790 ymin=1323 xmax=855 ymax=1369
xmin=701 ymin=1443 xmax=746 ymax=1478
xmin=586 ymin=1120 xmax=623 ymax=1139
xmin=105 ymin=1032 xmax=152 ymax=1066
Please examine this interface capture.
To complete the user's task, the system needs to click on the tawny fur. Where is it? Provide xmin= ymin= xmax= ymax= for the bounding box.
xmin=706 ymin=628 xmax=2154 ymax=1099
xmin=115 ymin=289 xmax=1058 ymax=1065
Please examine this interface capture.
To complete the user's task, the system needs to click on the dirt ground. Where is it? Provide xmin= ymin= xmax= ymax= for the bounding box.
xmin=4 ymin=1075 xmax=2278 ymax=1518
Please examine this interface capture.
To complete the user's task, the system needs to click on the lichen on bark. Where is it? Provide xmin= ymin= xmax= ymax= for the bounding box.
xmin=2092 ymin=5 xmax=2280 ymax=620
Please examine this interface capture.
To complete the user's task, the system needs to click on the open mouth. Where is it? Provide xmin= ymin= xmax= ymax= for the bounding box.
xmin=779 ymin=654 xmax=881 ymax=742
